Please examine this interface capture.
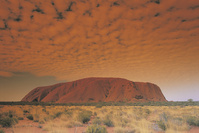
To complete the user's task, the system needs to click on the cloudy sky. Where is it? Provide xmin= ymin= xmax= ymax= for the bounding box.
xmin=0 ymin=0 xmax=199 ymax=101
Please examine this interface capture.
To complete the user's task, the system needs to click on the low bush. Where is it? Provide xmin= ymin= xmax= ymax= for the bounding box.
xmin=42 ymin=108 xmax=46 ymax=112
xmin=159 ymin=112 xmax=168 ymax=122
xmin=0 ymin=129 xmax=5 ymax=133
xmin=27 ymin=114 xmax=33 ymax=120
xmin=86 ymin=124 xmax=107 ymax=133
xmin=38 ymin=124 xmax=42 ymax=128
xmin=0 ymin=117 xmax=18 ymax=127
xmin=2 ymin=110 xmax=15 ymax=118
xmin=23 ymin=110 xmax=29 ymax=114
xmin=157 ymin=120 xmax=166 ymax=131
xmin=39 ymin=120 xmax=45 ymax=124
xmin=103 ymin=116 xmax=114 ymax=127
xmin=78 ymin=110 xmax=92 ymax=124
xmin=54 ymin=112 xmax=62 ymax=119
xmin=92 ymin=117 xmax=101 ymax=125
xmin=145 ymin=109 xmax=151 ymax=115
xmin=186 ymin=116 xmax=199 ymax=127
xmin=8 ymin=110 xmax=14 ymax=118
xmin=0 ymin=117 xmax=13 ymax=127
xmin=64 ymin=110 xmax=73 ymax=117
xmin=94 ymin=112 xmax=97 ymax=116
xmin=33 ymin=120 xmax=39 ymax=122
xmin=95 ymin=104 xmax=103 ymax=108
xmin=18 ymin=117 xmax=24 ymax=120
xmin=0 ymin=110 xmax=18 ymax=127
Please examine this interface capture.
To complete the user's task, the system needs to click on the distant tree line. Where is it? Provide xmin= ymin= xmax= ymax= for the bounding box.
xmin=0 ymin=101 xmax=199 ymax=106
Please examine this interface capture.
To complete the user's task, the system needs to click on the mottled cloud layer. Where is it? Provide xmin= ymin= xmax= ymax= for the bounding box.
xmin=0 ymin=0 xmax=199 ymax=100
xmin=0 ymin=71 xmax=13 ymax=77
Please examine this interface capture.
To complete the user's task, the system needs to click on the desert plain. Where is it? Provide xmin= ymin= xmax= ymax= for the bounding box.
xmin=1 ymin=103 xmax=199 ymax=133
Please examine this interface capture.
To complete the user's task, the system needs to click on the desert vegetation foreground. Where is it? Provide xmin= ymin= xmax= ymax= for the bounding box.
xmin=1 ymin=104 xmax=199 ymax=133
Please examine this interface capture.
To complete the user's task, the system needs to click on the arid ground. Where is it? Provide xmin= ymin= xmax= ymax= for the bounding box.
xmin=1 ymin=104 xmax=199 ymax=133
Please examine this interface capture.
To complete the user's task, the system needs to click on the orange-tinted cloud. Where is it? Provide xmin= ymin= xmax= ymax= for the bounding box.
xmin=0 ymin=71 xmax=13 ymax=77
xmin=0 ymin=0 xmax=199 ymax=100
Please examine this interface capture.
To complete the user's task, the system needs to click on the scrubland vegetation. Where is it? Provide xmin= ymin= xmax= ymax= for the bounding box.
xmin=0 ymin=102 xmax=199 ymax=133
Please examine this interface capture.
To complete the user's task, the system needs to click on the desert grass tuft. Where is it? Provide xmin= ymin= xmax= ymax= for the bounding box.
xmin=78 ymin=110 xmax=92 ymax=124
xmin=0 ymin=129 xmax=5 ymax=133
xmin=86 ymin=124 xmax=107 ymax=133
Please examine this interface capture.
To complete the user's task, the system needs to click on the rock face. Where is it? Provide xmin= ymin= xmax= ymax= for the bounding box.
xmin=21 ymin=77 xmax=167 ymax=103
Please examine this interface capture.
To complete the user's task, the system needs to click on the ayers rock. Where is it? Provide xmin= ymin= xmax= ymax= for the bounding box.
xmin=21 ymin=77 xmax=167 ymax=103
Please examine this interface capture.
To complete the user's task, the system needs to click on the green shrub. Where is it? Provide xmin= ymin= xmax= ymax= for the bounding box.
xmin=195 ymin=120 xmax=199 ymax=127
xmin=86 ymin=124 xmax=107 ymax=133
xmin=38 ymin=124 xmax=42 ymax=128
xmin=42 ymin=108 xmax=46 ymax=112
xmin=8 ymin=110 xmax=14 ymax=118
xmin=95 ymin=104 xmax=103 ymax=108
xmin=145 ymin=109 xmax=151 ymax=115
xmin=54 ymin=112 xmax=62 ymax=118
xmin=103 ymin=116 xmax=114 ymax=127
xmin=39 ymin=120 xmax=45 ymax=124
xmin=186 ymin=116 xmax=199 ymax=127
xmin=94 ymin=112 xmax=97 ymax=116
xmin=0 ymin=117 xmax=12 ymax=127
xmin=63 ymin=110 xmax=73 ymax=118
xmin=78 ymin=110 xmax=92 ymax=124
xmin=187 ymin=99 xmax=193 ymax=102
xmin=159 ymin=112 xmax=168 ymax=122
xmin=0 ymin=129 xmax=5 ymax=133
xmin=27 ymin=114 xmax=33 ymax=120
xmin=0 ymin=111 xmax=18 ymax=127
xmin=1 ymin=111 xmax=15 ymax=118
xmin=157 ymin=120 xmax=166 ymax=131
xmin=18 ymin=117 xmax=24 ymax=120
xmin=92 ymin=117 xmax=101 ymax=125
xmin=23 ymin=110 xmax=29 ymax=114
xmin=0 ymin=117 xmax=18 ymax=127
xmin=33 ymin=120 xmax=39 ymax=122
